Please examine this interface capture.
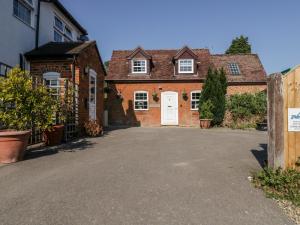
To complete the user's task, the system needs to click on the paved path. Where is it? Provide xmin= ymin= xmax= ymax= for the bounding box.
xmin=0 ymin=128 xmax=295 ymax=225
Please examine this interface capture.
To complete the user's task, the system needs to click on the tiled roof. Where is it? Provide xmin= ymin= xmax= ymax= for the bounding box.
xmin=25 ymin=41 xmax=96 ymax=59
xmin=106 ymin=48 xmax=267 ymax=83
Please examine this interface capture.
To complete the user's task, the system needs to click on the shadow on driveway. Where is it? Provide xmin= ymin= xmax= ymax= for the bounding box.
xmin=24 ymin=139 xmax=95 ymax=161
xmin=251 ymin=143 xmax=268 ymax=168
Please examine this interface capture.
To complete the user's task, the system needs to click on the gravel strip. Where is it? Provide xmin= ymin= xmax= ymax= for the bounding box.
xmin=277 ymin=200 xmax=300 ymax=225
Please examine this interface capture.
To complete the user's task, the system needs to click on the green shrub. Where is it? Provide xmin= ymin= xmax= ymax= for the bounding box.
xmin=0 ymin=68 xmax=59 ymax=131
xmin=199 ymin=100 xmax=214 ymax=119
xmin=226 ymin=92 xmax=267 ymax=122
xmin=253 ymin=168 xmax=300 ymax=206
xmin=199 ymin=68 xmax=227 ymax=125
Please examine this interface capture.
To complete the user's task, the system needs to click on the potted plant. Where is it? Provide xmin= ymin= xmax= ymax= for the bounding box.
xmin=0 ymin=68 xmax=57 ymax=163
xmin=43 ymin=80 xmax=74 ymax=146
xmin=199 ymin=100 xmax=214 ymax=129
xmin=152 ymin=91 xmax=159 ymax=102
xmin=182 ymin=90 xmax=188 ymax=101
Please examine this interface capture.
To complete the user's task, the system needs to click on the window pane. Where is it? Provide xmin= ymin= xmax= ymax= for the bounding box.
xmin=229 ymin=63 xmax=240 ymax=75
xmin=65 ymin=26 xmax=72 ymax=39
xmin=13 ymin=0 xmax=31 ymax=25
xmin=54 ymin=30 xmax=63 ymax=42
xmin=55 ymin=17 xmax=64 ymax=32
xmin=133 ymin=60 xmax=146 ymax=73
xmin=179 ymin=59 xmax=193 ymax=73
xmin=134 ymin=92 xmax=148 ymax=110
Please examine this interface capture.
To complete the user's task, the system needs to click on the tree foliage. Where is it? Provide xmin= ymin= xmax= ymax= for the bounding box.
xmin=226 ymin=35 xmax=251 ymax=54
xmin=199 ymin=68 xmax=227 ymax=125
xmin=0 ymin=68 xmax=59 ymax=131
xmin=226 ymin=92 xmax=267 ymax=121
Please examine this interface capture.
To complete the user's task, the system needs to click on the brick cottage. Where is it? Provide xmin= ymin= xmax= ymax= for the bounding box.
xmin=106 ymin=46 xmax=267 ymax=127
xmin=25 ymin=41 xmax=106 ymax=131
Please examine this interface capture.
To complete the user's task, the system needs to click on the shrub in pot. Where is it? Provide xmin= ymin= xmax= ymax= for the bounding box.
xmin=0 ymin=68 xmax=58 ymax=163
xmin=199 ymin=100 xmax=214 ymax=129
xmin=43 ymin=82 xmax=75 ymax=146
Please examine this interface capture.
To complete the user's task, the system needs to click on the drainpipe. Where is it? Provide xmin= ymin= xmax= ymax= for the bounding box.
xmin=72 ymin=56 xmax=77 ymax=125
xmin=35 ymin=0 xmax=41 ymax=49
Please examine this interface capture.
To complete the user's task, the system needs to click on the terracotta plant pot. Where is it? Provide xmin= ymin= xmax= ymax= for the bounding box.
xmin=43 ymin=125 xmax=64 ymax=146
xmin=0 ymin=130 xmax=31 ymax=164
xmin=200 ymin=119 xmax=212 ymax=129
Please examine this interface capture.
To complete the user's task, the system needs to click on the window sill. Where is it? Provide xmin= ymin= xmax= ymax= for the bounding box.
xmin=134 ymin=109 xmax=149 ymax=111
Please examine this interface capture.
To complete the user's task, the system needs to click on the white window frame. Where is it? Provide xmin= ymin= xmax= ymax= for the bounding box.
xmin=179 ymin=59 xmax=194 ymax=74
xmin=229 ymin=63 xmax=241 ymax=75
xmin=53 ymin=15 xmax=73 ymax=42
xmin=190 ymin=90 xmax=201 ymax=110
xmin=132 ymin=59 xmax=147 ymax=74
xmin=13 ymin=0 xmax=33 ymax=27
xmin=134 ymin=91 xmax=149 ymax=111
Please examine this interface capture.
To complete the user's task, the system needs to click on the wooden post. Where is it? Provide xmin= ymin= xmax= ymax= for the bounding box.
xmin=267 ymin=73 xmax=284 ymax=168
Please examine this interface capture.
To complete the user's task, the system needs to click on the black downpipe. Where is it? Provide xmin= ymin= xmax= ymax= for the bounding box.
xmin=35 ymin=0 xmax=41 ymax=49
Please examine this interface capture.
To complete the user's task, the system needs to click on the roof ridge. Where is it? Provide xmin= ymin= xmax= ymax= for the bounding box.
xmin=212 ymin=53 xmax=258 ymax=56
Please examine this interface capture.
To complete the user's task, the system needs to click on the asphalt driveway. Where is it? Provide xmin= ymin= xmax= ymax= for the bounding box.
xmin=0 ymin=128 xmax=295 ymax=225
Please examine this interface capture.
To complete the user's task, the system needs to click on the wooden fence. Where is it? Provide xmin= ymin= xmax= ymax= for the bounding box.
xmin=268 ymin=66 xmax=300 ymax=169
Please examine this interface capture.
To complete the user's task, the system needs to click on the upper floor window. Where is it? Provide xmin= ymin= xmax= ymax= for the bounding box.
xmin=229 ymin=63 xmax=241 ymax=75
xmin=132 ymin=60 xmax=147 ymax=73
xmin=54 ymin=30 xmax=63 ymax=42
xmin=191 ymin=91 xmax=201 ymax=110
xmin=65 ymin=26 xmax=73 ymax=40
xmin=179 ymin=59 xmax=194 ymax=73
xmin=134 ymin=91 xmax=148 ymax=110
xmin=53 ymin=15 xmax=73 ymax=42
xmin=54 ymin=17 xmax=64 ymax=32
xmin=13 ymin=0 xmax=33 ymax=26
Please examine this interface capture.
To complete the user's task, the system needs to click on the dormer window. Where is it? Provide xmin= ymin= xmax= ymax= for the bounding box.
xmin=179 ymin=59 xmax=194 ymax=73
xmin=229 ymin=63 xmax=241 ymax=75
xmin=132 ymin=59 xmax=147 ymax=73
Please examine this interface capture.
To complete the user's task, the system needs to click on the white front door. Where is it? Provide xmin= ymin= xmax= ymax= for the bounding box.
xmin=161 ymin=91 xmax=178 ymax=125
xmin=89 ymin=69 xmax=97 ymax=121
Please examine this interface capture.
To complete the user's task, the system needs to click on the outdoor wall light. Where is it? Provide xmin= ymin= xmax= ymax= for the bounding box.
xmin=84 ymin=65 xmax=90 ymax=75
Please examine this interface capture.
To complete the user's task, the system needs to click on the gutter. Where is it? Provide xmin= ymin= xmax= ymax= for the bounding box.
xmin=35 ymin=0 xmax=41 ymax=49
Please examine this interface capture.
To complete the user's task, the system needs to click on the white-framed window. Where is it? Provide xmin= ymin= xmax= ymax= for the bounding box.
xmin=132 ymin=60 xmax=147 ymax=73
xmin=134 ymin=91 xmax=148 ymax=110
xmin=54 ymin=30 xmax=63 ymax=42
xmin=43 ymin=72 xmax=61 ymax=98
xmin=65 ymin=26 xmax=73 ymax=40
xmin=229 ymin=63 xmax=241 ymax=75
xmin=13 ymin=0 xmax=33 ymax=26
xmin=191 ymin=91 xmax=201 ymax=110
xmin=54 ymin=16 xmax=64 ymax=32
xmin=179 ymin=59 xmax=194 ymax=73
xmin=53 ymin=15 xmax=73 ymax=42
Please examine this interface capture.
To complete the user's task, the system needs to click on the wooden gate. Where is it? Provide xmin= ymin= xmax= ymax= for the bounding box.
xmin=268 ymin=66 xmax=300 ymax=169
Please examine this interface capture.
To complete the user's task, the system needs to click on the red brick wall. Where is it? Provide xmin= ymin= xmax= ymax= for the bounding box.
xmin=76 ymin=44 xmax=105 ymax=128
xmin=29 ymin=44 xmax=105 ymax=132
xmin=107 ymin=82 xmax=266 ymax=127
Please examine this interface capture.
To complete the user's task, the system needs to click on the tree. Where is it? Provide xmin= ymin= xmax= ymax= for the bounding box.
xmin=104 ymin=61 xmax=110 ymax=72
xmin=199 ymin=68 xmax=226 ymax=125
xmin=219 ymin=68 xmax=228 ymax=95
xmin=225 ymin=35 xmax=251 ymax=54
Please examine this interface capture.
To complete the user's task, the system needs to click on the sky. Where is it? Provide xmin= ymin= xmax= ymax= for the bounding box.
xmin=60 ymin=0 xmax=300 ymax=74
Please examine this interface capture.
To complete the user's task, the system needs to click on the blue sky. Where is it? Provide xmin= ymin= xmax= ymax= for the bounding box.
xmin=60 ymin=0 xmax=300 ymax=74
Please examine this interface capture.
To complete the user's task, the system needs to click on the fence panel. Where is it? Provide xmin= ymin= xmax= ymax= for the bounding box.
xmin=268 ymin=67 xmax=300 ymax=169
